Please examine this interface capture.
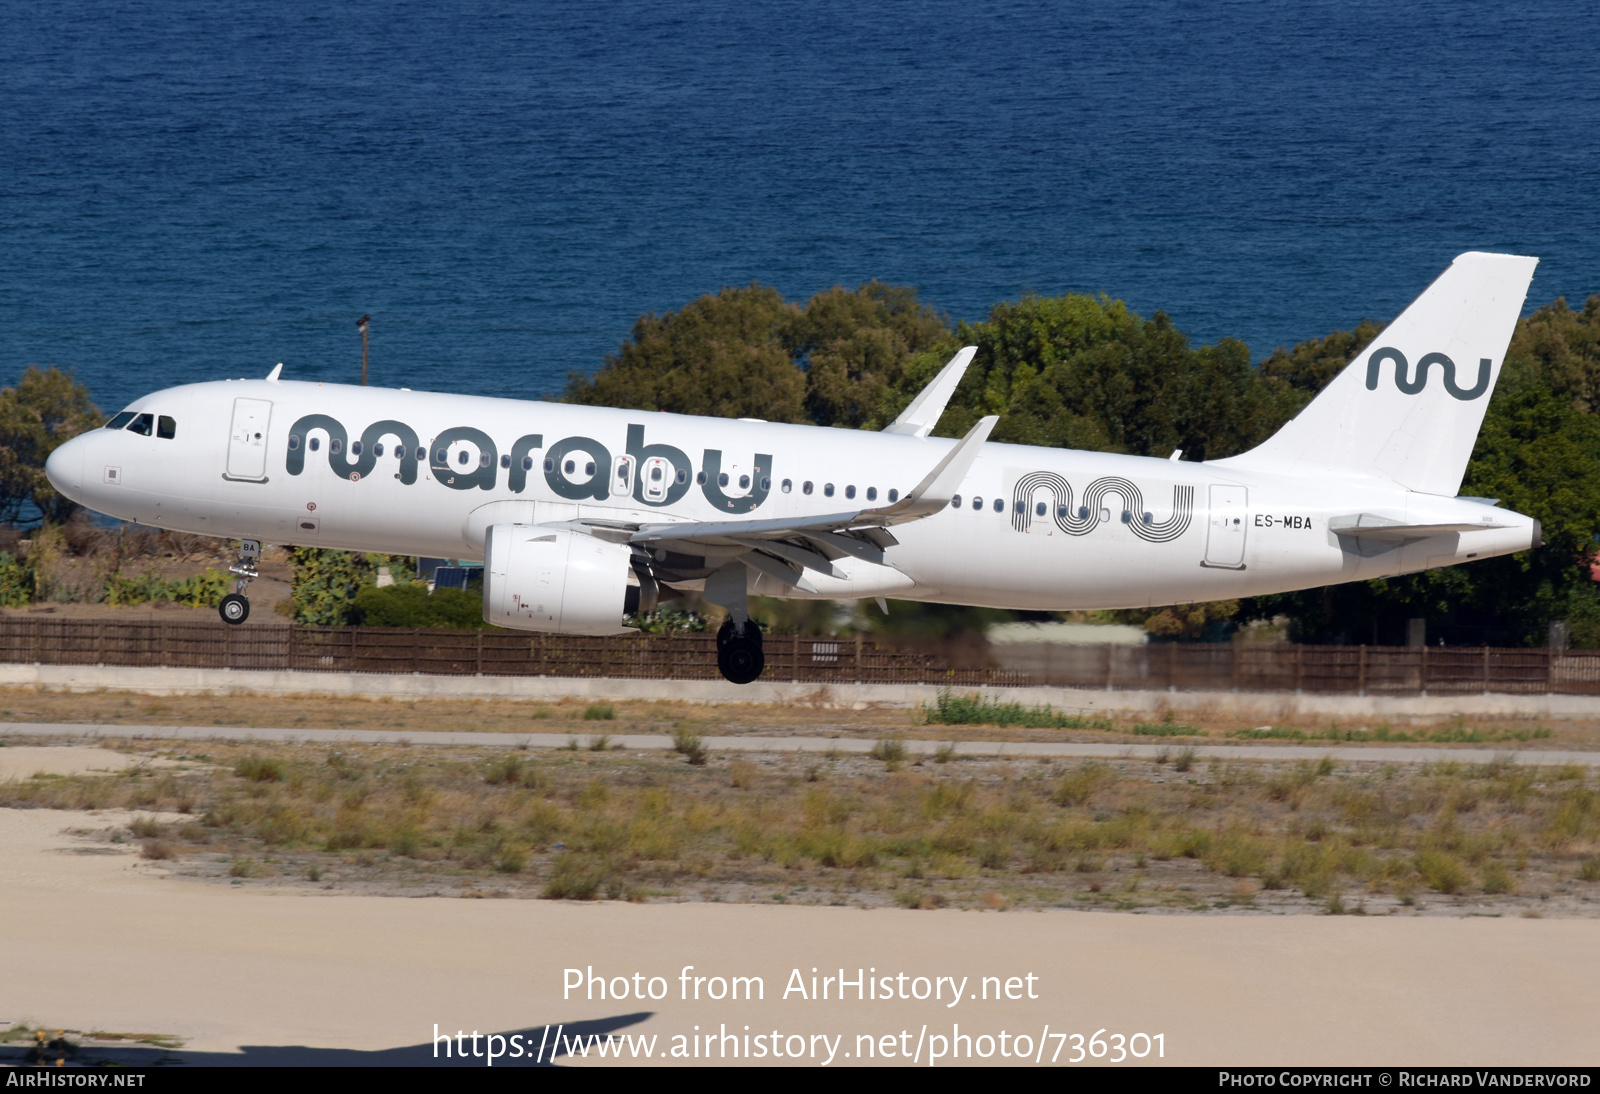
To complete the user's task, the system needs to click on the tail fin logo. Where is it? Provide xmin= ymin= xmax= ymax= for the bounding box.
xmin=1365 ymin=347 xmax=1492 ymax=401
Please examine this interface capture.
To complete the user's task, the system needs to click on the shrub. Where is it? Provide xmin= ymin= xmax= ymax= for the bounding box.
xmin=234 ymin=755 xmax=285 ymax=783
xmin=351 ymin=583 xmax=484 ymax=628
xmin=672 ymin=728 xmax=708 ymax=766
xmin=583 ymin=703 xmax=615 ymax=721
xmin=870 ymin=739 xmax=907 ymax=765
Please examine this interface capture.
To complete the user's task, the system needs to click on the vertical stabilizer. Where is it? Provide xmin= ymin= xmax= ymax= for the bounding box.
xmin=1214 ymin=252 xmax=1537 ymax=496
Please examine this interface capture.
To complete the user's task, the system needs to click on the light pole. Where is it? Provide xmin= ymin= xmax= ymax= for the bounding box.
xmin=357 ymin=314 xmax=371 ymax=385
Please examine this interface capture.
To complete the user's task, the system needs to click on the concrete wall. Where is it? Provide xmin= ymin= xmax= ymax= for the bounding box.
xmin=2 ymin=662 xmax=1598 ymax=721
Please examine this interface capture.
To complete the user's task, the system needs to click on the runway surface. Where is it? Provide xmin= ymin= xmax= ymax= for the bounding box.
xmin=3 ymin=720 xmax=1598 ymax=767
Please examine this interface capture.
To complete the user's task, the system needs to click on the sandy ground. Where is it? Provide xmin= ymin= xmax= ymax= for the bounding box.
xmin=0 ymin=745 xmax=180 ymax=780
xmin=2 ymin=793 xmax=1597 ymax=1066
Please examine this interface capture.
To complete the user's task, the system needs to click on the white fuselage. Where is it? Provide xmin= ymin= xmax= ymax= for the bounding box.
xmin=46 ymin=378 xmax=1538 ymax=611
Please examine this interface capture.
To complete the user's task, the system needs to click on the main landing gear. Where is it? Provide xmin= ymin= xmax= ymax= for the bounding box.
xmin=717 ymin=618 xmax=764 ymax=685
xmin=219 ymin=539 xmax=260 ymax=626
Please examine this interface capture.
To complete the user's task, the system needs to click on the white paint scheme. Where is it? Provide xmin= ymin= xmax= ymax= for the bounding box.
xmin=45 ymin=253 xmax=1541 ymax=625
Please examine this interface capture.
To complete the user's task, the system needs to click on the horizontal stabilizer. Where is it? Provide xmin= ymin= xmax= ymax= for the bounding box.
xmin=1328 ymin=513 xmax=1509 ymax=542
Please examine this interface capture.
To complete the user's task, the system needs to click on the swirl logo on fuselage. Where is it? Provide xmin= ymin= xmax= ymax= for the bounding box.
xmin=1011 ymin=472 xmax=1193 ymax=543
xmin=1365 ymin=347 xmax=1492 ymax=401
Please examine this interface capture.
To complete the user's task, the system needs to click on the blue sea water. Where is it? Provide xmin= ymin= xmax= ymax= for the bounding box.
xmin=3 ymin=0 xmax=1599 ymax=414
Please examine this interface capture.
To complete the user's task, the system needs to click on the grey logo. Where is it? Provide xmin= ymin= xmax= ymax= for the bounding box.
xmin=1365 ymin=347 xmax=1491 ymax=401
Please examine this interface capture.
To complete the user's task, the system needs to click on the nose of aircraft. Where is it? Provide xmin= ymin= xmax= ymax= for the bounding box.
xmin=45 ymin=435 xmax=86 ymax=504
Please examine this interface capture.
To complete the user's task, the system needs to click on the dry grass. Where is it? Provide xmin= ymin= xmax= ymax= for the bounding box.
xmin=5 ymin=739 xmax=1600 ymax=913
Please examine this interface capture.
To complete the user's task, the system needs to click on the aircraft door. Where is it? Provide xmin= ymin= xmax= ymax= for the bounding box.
xmin=226 ymin=398 xmax=273 ymax=481
xmin=1204 ymin=485 xmax=1248 ymax=568
xmin=641 ymin=456 xmax=672 ymax=503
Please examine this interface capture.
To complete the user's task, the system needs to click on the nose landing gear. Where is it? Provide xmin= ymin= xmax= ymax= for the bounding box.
xmin=219 ymin=539 xmax=261 ymax=626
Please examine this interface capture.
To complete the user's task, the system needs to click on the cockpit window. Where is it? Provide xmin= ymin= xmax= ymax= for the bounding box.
xmin=105 ymin=412 xmax=136 ymax=430
xmin=157 ymin=415 xmax=176 ymax=439
xmin=126 ymin=413 xmax=154 ymax=437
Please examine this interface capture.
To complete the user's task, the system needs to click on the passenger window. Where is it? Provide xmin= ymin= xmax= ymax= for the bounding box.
xmin=288 ymin=434 xmax=301 ymax=451
xmin=105 ymin=412 xmax=136 ymax=430
xmin=993 ymin=498 xmax=1003 ymax=513
xmin=457 ymin=450 xmax=469 ymax=465
xmin=330 ymin=438 xmax=342 ymax=455
xmin=350 ymin=440 xmax=362 ymax=456
xmin=866 ymin=487 xmax=876 ymax=501
xmin=824 ymin=483 xmax=835 ymax=498
xmin=439 ymin=449 xmax=450 ymax=464
xmin=523 ymin=456 xmax=535 ymax=471
xmin=545 ymin=458 xmax=556 ymax=473
xmin=310 ymin=437 xmax=321 ymax=452
xmin=373 ymin=443 xmax=384 ymax=457
xmin=479 ymin=452 xmax=490 ymax=469
xmin=971 ymin=496 xmax=982 ymax=510
xmin=845 ymin=485 xmax=855 ymax=500
xmin=650 ymin=466 xmax=663 ymax=482
xmin=738 ymin=474 xmax=749 ymax=489
xmin=803 ymin=481 xmax=813 ymax=495
xmin=500 ymin=454 xmax=511 ymax=469
xmin=697 ymin=471 xmax=707 ymax=485
xmin=126 ymin=413 xmax=154 ymax=436
xmin=416 ymin=447 xmax=426 ymax=462
xmin=950 ymin=494 xmax=961 ymax=508
xmin=676 ymin=468 xmax=689 ymax=485
xmin=585 ymin=461 xmax=596 ymax=476
xmin=760 ymin=477 xmax=770 ymax=491
xmin=1036 ymin=501 xmax=1047 ymax=517
xmin=781 ymin=479 xmax=792 ymax=493
xmin=1014 ymin=500 xmax=1024 ymax=514
xmin=888 ymin=489 xmax=899 ymax=502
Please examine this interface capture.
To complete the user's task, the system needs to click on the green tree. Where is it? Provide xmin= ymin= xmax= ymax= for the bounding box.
xmin=565 ymin=284 xmax=807 ymax=421
xmin=919 ymin=294 xmax=1287 ymax=460
xmin=0 ymin=366 xmax=102 ymax=524
xmin=783 ymin=282 xmax=952 ymax=428
xmin=288 ymin=548 xmax=415 ymax=626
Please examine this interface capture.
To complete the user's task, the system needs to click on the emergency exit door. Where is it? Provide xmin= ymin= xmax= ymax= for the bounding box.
xmin=1203 ymin=485 xmax=1248 ymax=568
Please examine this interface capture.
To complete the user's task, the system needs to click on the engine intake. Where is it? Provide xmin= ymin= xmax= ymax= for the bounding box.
xmin=482 ymin=524 xmax=634 ymax=635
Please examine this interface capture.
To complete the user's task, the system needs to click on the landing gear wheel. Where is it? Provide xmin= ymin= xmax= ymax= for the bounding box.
xmin=716 ymin=619 xmax=764 ymax=684
xmin=219 ymin=593 xmax=250 ymax=625
xmin=718 ymin=636 xmax=765 ymax=685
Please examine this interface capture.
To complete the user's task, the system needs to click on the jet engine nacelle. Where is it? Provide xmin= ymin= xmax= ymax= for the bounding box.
xmin=482 ymin=524 xmax=634 ymax=635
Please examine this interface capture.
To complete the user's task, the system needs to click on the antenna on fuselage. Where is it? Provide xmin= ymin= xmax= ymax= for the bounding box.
xmin=357 ymin=315 xmax=371 ymax=385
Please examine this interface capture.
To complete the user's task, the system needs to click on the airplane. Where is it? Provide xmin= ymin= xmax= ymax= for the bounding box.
xmin=44 ymin=251 xmax=1541 ymax=685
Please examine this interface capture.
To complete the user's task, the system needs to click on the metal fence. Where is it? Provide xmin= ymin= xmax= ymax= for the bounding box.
xmin=0 ymin=617 xmax=1597 ymax=694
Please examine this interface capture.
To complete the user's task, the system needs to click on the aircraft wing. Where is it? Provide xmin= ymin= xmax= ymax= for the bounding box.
xmin=574 ymin=415 xmax=998 ymax=589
